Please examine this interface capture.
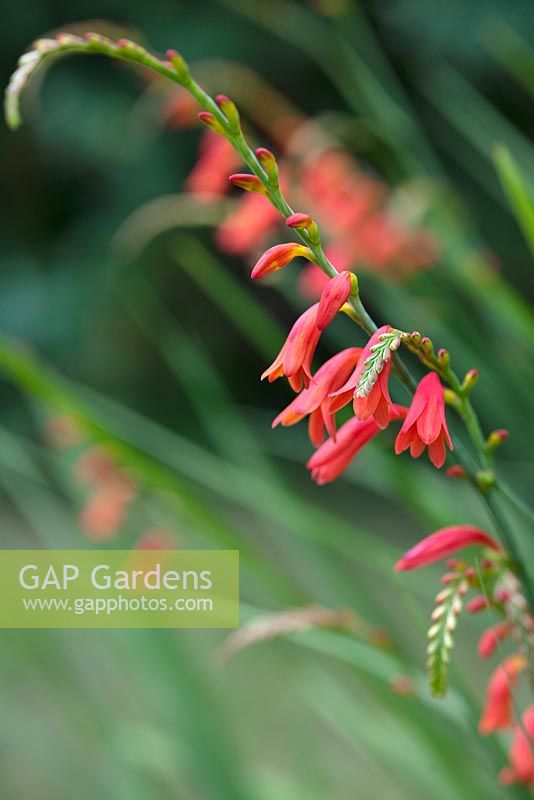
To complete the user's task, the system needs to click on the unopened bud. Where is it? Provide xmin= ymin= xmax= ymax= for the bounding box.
xmin=165 ymin=50 xmax=190 ymax=82
xmin=445 ymin=465 xmax=467 ymax=480
xmin=215 ymin=94 xmax=240 ymax=127
xmin=475 ymin=469 xmax=495 ymax=492
xmin=198 ymin=111 xmax=226 ymax=137
xmin=467 ymin=596 xmax=488 ymax=613
xmin=437 ymin=348 xmax=450 ymax=369
xmin=255 ymin=147 xmax=279 ymax=182
xmin=461 ymin=369 xmax=479 ymax=394
xmin=286 ymin=212 xmax=320 ymax=244
xmin=485 ymin=428 xmax=509 ymax=455
xmin=229 ymin=173 xmax=267 ymax=195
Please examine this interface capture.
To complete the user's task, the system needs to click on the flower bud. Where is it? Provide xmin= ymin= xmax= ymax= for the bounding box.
xmin=166 ymin=49 xmax=190 ymax=82
xmin=251 ymin=243 xmax=313 ymax=280
xmin=198 ymin=111 xmax=226 ymax=137
xmin=229 ymin=173 xmax=267 ymax=195
xmin=255 ymin=147 xmax=279 ymax=182
xmin=216 ymin=94 xmax=240 ymax=127
xmin=461 ymin=369 xmax=479 ymax=394
xmin=445 ymin=465 xmax=467 ymax=480
xmin=437 ymin=348 xmax=450 ymax=369
xmin=467 ymin=596 xmax=488 ymax=613
xmin=485 ymin=428 xmax=509 ymax=455
xmin=476 ymin=469 xmax=495 ymax=492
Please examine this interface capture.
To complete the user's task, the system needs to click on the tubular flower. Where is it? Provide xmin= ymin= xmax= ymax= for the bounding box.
xmin=262 ymin=304 xmax=321 ymax=391
xmin=478 ymin=623 xmax=512 ymax=659
xmin=307 ymin=404 xmax=407 ymax=485
xmin=272 ymin=348 xmax=362 ymax=446
xmin=330 ymin=325 xmax=394 ymax=430
xmin=394 ymin=372 xmax=453 ymax=468
xmin=251 ymin=242 xmax=313 ymax=279
xmin=500 ymin=706 xmax=534 ymax=786
xmin=479 ymin=655 xmax=527 ymax=734
xmin=316 ymin=271 xmax=353 ymax=331
xmin=395 ymin=525 xmax=502 ymax=572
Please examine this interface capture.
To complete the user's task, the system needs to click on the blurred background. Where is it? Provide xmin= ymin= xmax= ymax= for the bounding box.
xmin=1 ymin=1 xmax=534 ymax=797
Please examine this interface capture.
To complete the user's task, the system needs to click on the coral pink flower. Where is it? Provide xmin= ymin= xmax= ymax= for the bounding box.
xmin=479 ymin=655 xmax=526 ymax=734
xmin=500 ymin=707 xmax=534 ymax=786
xmin=394 ymin=372 xmax=453 ymax=468
xmin=395 ymin=525 xmax=501 ymax=571
xmin=262 ymin=304 xmax=321 ymax=391
xmin=272 ymin=348 xmax=362 ymax=446
xmin=252 ymin=242 xmax=312 ymax=279
xmin=316 ymin=271 xmax=353 ymax=330
xmin=330 ymin=325 xmax=394 ymax=430
xmin=216 ymin=193 xmax=279 ymax=256
xmin=307 ymin=404 xmax=407 ymax=484
xmin=478 ymin=623 xmax=512 ymax=659
xmin=467 ymin=595 xmax=489 ymax=613
xmin=185 ymin=131 xmax=241 ymax=199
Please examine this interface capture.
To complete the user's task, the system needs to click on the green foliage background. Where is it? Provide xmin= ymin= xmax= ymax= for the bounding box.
xmin=0 ymin=1 xmax=533 ymax=797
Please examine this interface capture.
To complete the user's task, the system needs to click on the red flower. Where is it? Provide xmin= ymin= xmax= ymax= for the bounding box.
xmin=185 ymin=131 xmax=241 ymax=199
xmin=467 ymin=595 xmax=489 ymax=613
xmin=252 ymin=242 xmax=312 ymax=279
xmin=216 ymin=193 xmax=279 ymax=256
xmin=272 ymin=348 xmax=362 ymax=446
xmin=395 ymin=372 xmax=453 ymax=468
xmin=479 ymin=655 xmax=526 ymax=734
xmin=330 ymin=325 xmax=395 ymax=430
xmin=307 ymin=404 xmax=407 ymax=484
xmin=500 ymin=706 xmax=534 ymax=786
xmin=395 ymin=525 xmax=501 ymax=571
xmin=262 ymin=304 xmax=321 ymax=391
xmin=316 ymin=271 xmax=353 ymax=331
xmin=478 ymin=623 xmax=512 ymax=659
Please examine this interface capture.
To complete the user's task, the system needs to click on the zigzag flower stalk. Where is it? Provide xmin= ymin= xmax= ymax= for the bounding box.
xmin=5 ymin=29 xmax=534 ymax=784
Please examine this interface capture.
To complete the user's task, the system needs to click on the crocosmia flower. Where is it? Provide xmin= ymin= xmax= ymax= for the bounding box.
xmin=251 ymin=242 xmax=312 ymax=279
xmin=272 ymin=348 xmax=362 ymax=446
xmin=394 ymin=372 xmax=453 ymax=468
xmin=478 ymin=623 xmax=512 ymax=659
xmin=500 ymin=706 xmax=534 ymax=786
xmin=395 ymin=525 xmax=501 ymax=571
xmin=479 ymin=655 xmax=526 ymax=734
xmin=316 ymin=271 xmax=353 ymax=331
xmin=307 ymin=404 xmax=407 ymax=484
xmin=262 ymin=304 xmax=321 ymax=391
xmin=330 ymin=325 xmax=394 ymax=430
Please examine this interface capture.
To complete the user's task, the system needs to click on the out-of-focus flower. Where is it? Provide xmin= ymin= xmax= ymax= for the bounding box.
xmin=251 ymin=242 xmax=312 ymax=279
xmin=135 ymin=529 xmax=177 ymax=550
xmin=44 ymin=414 xmax=83 ymax=448
xmin=316 ymin=271 xmax=353 ymax=331
xmin=262 ymin=304 xmax=321 ymax=391
xmin=272 ymin=348 xmax=362 ymax=446
xmin=185 ymin=130 xmax=241 ymax=199
xmin=479 ymin=655 xmax=526 ymax=734
xmin=79 ymin=478 xmax=136 ymax=542
xmin=478 ymin=623 xmax=512 ymax=659
xmin=395 ymin=525 xmax=502 ymax=572
xmin=395 ymin=372 xmax=453 ymax=468
xmin=331 ymin=325 xmax=394 ymax=430
xmin=299 ymin=263 xmax=330 ymax=300
xmin=467 ymin=596 xmax=490 ymax=613
xmin=500 ymin=706 xmax=534 ymax=786
xmin=216 ymin=193 xmax=280 ymax=256
xmin=307 ymin=404 xmax=407 ymax=484
xmin=161 ymin=88 xmax=198 ymax=129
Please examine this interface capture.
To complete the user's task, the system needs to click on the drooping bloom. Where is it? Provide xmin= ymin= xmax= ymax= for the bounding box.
xmin=394 ymin=372 xmax=453 ymax=468
xmin=478 ymin=623 xmax=512 ymax=659
xmin=479 ymin=655 xmax=526 ymax=734
xmin=330 ymin=325 xmax=394 ymax=430
xmin=251 ymin=242 xmax=313 ymax=279
xmin=500 ymin=706 xmax=534 ymax=786
xmin=395 ymin=525 xmax=502 ymax=572
xmin=262 ymin=304 xmax=321 ymax=391
xmin=272 ymin=348 xmax=362 ymax=446
xmin=316 ymin=271 xmax=353 ymax=331
xmin=307 ymin=404 xmax=407 ymax=484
